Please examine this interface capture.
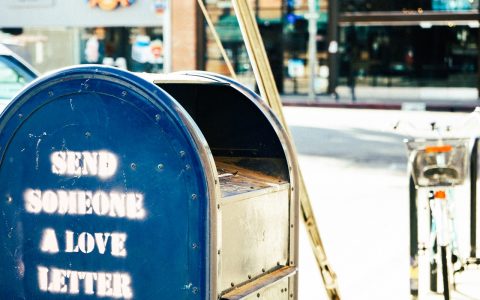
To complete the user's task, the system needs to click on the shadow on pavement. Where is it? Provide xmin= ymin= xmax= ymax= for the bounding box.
xmin=290 ymin=125 xmax=408 ymax=170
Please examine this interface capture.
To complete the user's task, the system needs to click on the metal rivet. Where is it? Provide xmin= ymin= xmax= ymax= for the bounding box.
xmin=85 ymin=131 xmax=91 ymax=138
xmin=290 ymin=261 xmax=294 ymax=265
xmin=191 ymin=194 xmax=197 ymax=200
xmin=7 ymin=196 xmax=12 ymax=203
xmin=192 ymin=287 xmax=198 ymax=294
xmin=217 ymin=204 xmax=220 ymax=210
xmin=192 ymin=243 xmax=198 ymax=249
xmin=179 ymin=151 xmax=186 ymax=158
xmin=262 ymin=268 xmax=265 ymax=273
xmin=257 ymin=293 xmax=260 ymax=298
xmin=18 ymin=114 xmax=23 ymax=119
xmin=277 ymin=262 xmax=280 ymax=266
xmin=130 ymin=163 xmax=136 ymax=170
xmin=231 ymin=282 xmax=235 ymax=287
xmin=121 ymin=91 xmax=127 ymax=97
xmin=48 ymin=91 xmax=54 ymax=96
xmin=155 ymin=114 xmax=161 ymax=121
xmin=217 ymin=249 xmax=221 ymax=255
xmin=248 ymin=275 xmax=252 ymax=279
xmin=290 ymin=294 xmax=293 ymax=298
xmin=157 ymin=164 xmax=164 ymax=170
xmin=290 ymin=224 xmax=294 ymax=228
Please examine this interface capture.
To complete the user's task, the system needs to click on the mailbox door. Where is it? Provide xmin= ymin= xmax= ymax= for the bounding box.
xmin=154 ymin=72 xmax=299 ymax=299
xmin=0 ymin=66 xmax=212 ymax=300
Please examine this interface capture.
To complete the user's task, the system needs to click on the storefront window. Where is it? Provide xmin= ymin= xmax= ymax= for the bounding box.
xmin=80 ymin=27 xmax=164 ymax=73
xmin=204 ymin=1 xmax=256 ymax=89
xmin=1 ymin=26 xmax=165 ymax=75
xmin=204 ymin=0 xmax=328 ymax=94
xmin=340 ymin=0 xmax=479 ymax=13
xmin=0 ymin=28 xmax=79 ymax=73
xmin=338 ymin=25 xmax=478 ymax=88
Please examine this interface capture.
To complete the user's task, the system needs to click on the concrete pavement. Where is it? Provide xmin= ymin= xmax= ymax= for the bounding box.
xmin=284 ymin=107 xmax=480 ymax=299
xmin=282 ymin=86 xmax=480 ymax=112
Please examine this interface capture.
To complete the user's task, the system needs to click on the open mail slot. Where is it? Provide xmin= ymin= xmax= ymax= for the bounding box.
xmin=0 ymin=66 xmax=299 ymax=300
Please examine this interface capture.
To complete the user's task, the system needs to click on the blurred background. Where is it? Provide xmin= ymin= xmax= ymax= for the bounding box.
xmin=1 ymin=0 xmax=479 ymax=102
xmin=1 ymin=1 xmax=480 ymax=299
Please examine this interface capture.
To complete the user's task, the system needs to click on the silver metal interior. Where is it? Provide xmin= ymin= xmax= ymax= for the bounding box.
xmin=155 ymin=76 xmax=298 ymax=299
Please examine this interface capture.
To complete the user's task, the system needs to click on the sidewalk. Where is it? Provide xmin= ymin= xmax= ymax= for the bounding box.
xmin=282 ymin=86 xmax=480 ymax=112
xmin=286 ymin=107 xmax=480 ymax=299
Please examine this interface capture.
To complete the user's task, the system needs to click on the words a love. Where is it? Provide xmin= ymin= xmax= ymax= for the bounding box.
xmin=41 ymin=228 xmax=127 ymax=257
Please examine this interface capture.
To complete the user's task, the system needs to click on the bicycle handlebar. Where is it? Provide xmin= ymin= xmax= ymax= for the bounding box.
xmin=394 ymin=107 xmax=480 ymax=140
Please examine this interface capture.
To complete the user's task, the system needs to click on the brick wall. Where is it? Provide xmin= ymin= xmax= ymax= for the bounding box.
xmin=171 ymin=0 xmax=201 ymax=71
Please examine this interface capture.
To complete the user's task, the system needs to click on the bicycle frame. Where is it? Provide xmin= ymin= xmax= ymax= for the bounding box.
xmin=404 ymin=113 xmax=480 ymax=299
xmin=430 ymin=190 xmax=450 ymax=248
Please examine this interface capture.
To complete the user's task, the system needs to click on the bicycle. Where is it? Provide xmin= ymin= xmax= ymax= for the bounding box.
xmin=408 ymin=135 xmax=469 ymax=300
xmin=396 ymin=111 xmax=480 ymax=300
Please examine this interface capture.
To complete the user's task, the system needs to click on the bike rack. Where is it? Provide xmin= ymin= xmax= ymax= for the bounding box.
xmin=409 ymin=174 xmax=419 ymax=297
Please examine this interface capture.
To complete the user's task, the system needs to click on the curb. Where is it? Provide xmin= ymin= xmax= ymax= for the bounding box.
xmin=282 ymin=101 xmax=478 ymax=113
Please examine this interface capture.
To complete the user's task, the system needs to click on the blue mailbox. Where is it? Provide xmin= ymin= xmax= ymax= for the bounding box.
xmin=0 ymin=66 xmax=299 ymax=300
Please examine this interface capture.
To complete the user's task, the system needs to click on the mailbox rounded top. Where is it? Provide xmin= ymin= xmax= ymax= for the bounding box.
xmin=0 ymin=65 xmax=214 ymax=299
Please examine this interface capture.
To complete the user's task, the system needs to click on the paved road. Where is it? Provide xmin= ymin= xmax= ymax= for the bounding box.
xmin=284 ymin=107 xmax=479 ymax=300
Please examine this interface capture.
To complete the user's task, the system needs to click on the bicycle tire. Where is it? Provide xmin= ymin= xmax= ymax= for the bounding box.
xmin=430 ymin=254 xmax=438 ymax=292
xmin=429 ymin=192 xmax=438 ymax=293
xmin=430 ymin=238 xmax=438 ymax=292
xmin=440 ymin=245 xmax=450 ymax=300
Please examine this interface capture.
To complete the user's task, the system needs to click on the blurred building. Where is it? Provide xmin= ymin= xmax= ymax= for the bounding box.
xmin=201 ymin=0 xmax=479 ymax=97
xmin=0 ymin=0 xmax=167 ymax=73
xmin=1 ymin=0 xmax=478 ymax=98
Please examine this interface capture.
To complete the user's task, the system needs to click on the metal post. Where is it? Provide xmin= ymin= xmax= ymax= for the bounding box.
xmin=409 ymin=175 xmax=419 ymax=298
xmin=72 ymin=28 xmax=81 ymax=65
xmin=307 ymin=0 xmax=318 ymax=100
xmin=470 ymin=138 xmax=478 ymax=258
xmin=327 ymin=0 xmax=339 ymax=97
xmin=163 ymin=0 xmax=172 ymax=73
xmin=477 ymin=24 xmax=480 ymax=99
xmin=231 ymin=1 xmax=341 ymax=298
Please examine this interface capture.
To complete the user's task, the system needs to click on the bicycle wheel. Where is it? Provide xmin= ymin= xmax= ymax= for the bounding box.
xmin=430 ymin=239 xmax=438 ymax=292
xmin=429 ymin=193 xmax=438 ymax=293
xmin=440 ymin=245 xmax=450 ymax=300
